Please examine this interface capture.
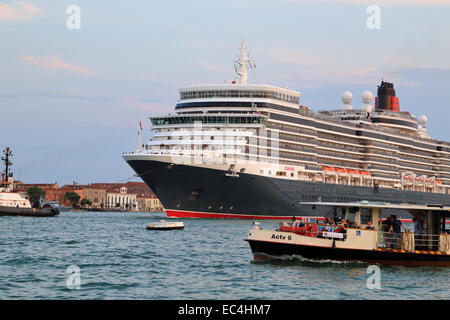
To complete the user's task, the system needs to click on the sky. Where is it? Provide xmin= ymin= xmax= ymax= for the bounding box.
xmin=1 ymin=0 xmax=450 ymax=185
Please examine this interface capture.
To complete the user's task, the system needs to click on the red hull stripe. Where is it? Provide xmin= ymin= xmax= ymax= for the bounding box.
xmin=165 ymin=209 xmax=427 ymax=223
xmin=166 ymin=209 xmax=298 ymax=220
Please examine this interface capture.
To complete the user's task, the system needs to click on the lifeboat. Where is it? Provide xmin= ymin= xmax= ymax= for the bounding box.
xmin=322 ymin=166 xmax=336 ymax=175
xmin=359 ymin=171 xmax=371 ymax=178
xmin=349 ymin=169 xmax=360 ymax=178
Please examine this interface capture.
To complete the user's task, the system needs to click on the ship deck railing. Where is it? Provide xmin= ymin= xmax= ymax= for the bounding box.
xmin=378 ymin=232 xmax=444 ymax=252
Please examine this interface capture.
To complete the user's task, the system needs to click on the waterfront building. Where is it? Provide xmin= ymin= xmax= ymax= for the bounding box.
xmin=137 ymin=194 xmax=164 ymax=212
xmin=13 ymin=181 xmax=165 ymax=212
xmin=80 ymin=188 xmax=107 ymax=208
xmin=106 ymin=186 xmax=137 ymax=211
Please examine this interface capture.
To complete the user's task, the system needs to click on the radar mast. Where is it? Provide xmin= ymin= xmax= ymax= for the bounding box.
xmin=234 ymin=39 xmax=253 ymax=85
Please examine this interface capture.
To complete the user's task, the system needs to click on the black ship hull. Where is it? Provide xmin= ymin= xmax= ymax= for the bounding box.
xmin=246 ymin=239 xmax=450 ymax=267
xmin=126 ymin=159 xmax=450 ymax=220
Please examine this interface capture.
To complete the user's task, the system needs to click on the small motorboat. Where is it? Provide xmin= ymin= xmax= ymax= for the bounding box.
xmin=146 ymin=220 xmax=184 ymax=230
xmin=40 ymin=198 xmax=72 ymax=212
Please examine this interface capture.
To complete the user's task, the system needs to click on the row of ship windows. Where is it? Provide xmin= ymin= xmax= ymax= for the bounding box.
xmin=180 ymin=90 xmax=299 ymax=104
xmin=264 ymin=156 xmax=450 ymax=182
xmin=280 ymin=143 xmax=448 ymax=175
xmin=269 ymin=121 xmax=450 ymax=160
xmin=154 ymin=134 xmax=450 ymax=175
xmin=268 ymin=122 xmax=316 ymax=136
xmin=151 ymin=116 xmax=266 ymax=126
xmin=254 ymin=144 xmax=449 ymax=175
xmin=301 ymin=195 xmax=426 ymax=205
xmin=269 ymin=113 xmax=450 ymax=154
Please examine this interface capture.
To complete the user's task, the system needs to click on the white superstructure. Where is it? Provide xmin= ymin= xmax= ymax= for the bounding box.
xmin=0 ymin=180 xmax=31 ymax=208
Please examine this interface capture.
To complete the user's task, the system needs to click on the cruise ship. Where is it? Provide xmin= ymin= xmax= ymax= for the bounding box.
xmin=123 ymin=41 xmax=450 ymax=220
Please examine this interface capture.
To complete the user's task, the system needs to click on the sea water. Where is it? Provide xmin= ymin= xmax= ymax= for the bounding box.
xmin=0 ymin=212 xmax=448 ymax=299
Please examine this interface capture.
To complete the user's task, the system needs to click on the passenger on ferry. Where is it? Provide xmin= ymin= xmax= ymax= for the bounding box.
xmin=335 ymin=218 xmax=348 ymax=233
xmin=388 ymin=215 xmax=407 ymax=248
xmin=413 ymin=214 xmax=425 ymax=235
xmin=349 ymin=221 xmax=358 ymax=228
xmin=365 ymin=221 xmax=375 ymax=230
xmin=382 ymin=216 xmax=393 ymax=233
xmin=413 ymin=214 xmax=426 ymax=249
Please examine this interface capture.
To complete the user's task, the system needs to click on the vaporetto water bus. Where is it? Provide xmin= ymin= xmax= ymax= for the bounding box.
xmin=246 ymin=202 xmax=450 ymax=266
xmin=123 ymin=41 xmax=450 ymax=220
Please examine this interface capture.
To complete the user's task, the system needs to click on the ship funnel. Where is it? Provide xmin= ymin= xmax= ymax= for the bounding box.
xmin=375 ymin=80 xmax=400 ymax=112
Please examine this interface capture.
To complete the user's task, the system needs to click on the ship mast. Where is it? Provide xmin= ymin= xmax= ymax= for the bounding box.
xmin=1 ymin=147 xmax=13 ymax=182
xmin=234 ymin=39 xmax=253 ymax=85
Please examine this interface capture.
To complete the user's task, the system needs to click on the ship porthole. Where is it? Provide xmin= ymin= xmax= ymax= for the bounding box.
xmin=229 ymin=206 xmax=234 ymax=210
xmin=219 ymin=206 xmax=223 ymax=210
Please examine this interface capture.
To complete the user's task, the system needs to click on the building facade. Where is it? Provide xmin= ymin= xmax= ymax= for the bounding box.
xmin=106 ymin=186 xmax=137 ymax=211
xmin=137 ymin=195 xmax=164 ymax=212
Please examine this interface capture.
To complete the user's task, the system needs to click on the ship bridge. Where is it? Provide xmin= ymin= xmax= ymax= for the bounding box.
xmin=175 ymin=84 xmax=300 ymax=116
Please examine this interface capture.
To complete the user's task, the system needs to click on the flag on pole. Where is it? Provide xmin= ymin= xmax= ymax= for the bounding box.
xmin=139 ymin=119 xmax=143 ymax=131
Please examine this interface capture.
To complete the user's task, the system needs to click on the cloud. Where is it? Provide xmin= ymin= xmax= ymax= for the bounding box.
xmin=0 ymin=1 xmax=42 ymax=22
xmin=21 ymin=54 xmax=96 ymax=76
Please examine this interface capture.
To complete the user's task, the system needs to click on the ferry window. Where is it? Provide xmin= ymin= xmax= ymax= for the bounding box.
xmin=360 ymin=208 xmax=372 ymax=225
xmin=346 ymin=209 xmax=357 ymax=223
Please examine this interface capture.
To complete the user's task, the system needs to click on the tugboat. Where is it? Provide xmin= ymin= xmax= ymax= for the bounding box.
xmin=0 ymin=147 xmax=59 ymax=217
xmin=246 ymin=201 xmax=450 ymax=266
